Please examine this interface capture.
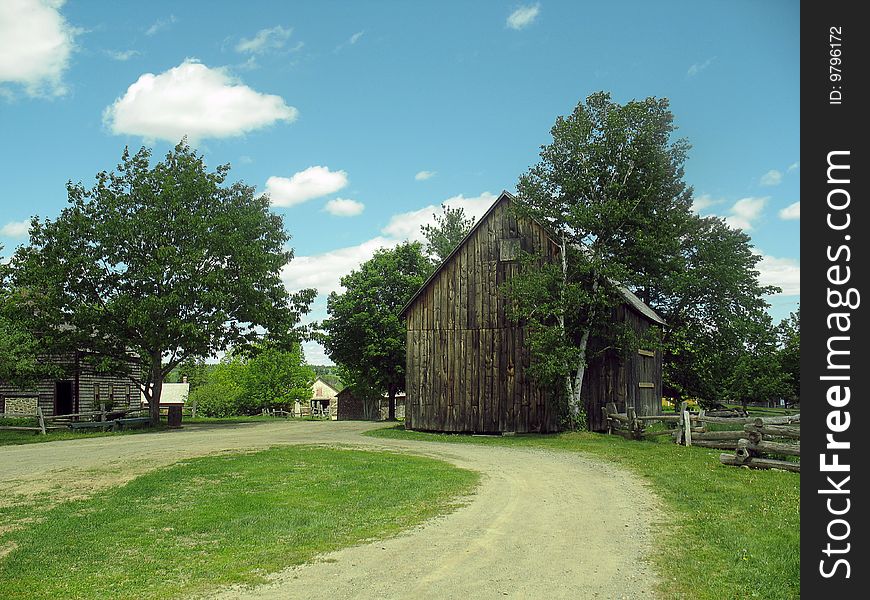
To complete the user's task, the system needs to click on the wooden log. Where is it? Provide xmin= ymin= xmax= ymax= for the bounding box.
xmin=697 ymin=416 xmax=758 ymax=425
xmin=608 ymin=413 xmax=630 ymax=424
xmin=743 ymin=424 xmax=800 ymax=439
xmin=641 ymin=428 xmax=679 ymax=438
xmin=719 ymin=454 xmax=800 ymax=473
xmin=605 ymin=402 xmax=618 ymax=417
xmin=735 ymin=438 xmax=753 ymax=463
xmin=756 ymin=414 xmax=800 ymax=426
xmin=749 ymin=439 xmax=801 ymax=457
xmin=690 ymin=440 xmax=740 ymax=450
xmin=610 ymin=428 xmax=634 ymax=439
xmin=635 ymin=414 xmax=681 ymax=422
xmin=683 ymin=409 xmax=692 ymax=446
xmin=691 ymin=430 xmax=747 ymax=441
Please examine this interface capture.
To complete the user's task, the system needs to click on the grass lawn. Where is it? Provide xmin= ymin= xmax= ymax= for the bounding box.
xmin=367 ymin=425 xmax=799 ymax=600
xmin=0 ymin=421 xmax=165 ymax=447
xmin=0 ymin=445 xmax=478 ymax=600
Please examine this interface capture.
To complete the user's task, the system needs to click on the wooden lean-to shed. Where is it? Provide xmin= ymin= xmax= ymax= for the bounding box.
xmin=399 ymin=191 xmax=665 ymax=433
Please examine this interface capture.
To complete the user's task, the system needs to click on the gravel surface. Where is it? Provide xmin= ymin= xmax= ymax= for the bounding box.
xmin=0 ymin=421 xmax=662 ymax=599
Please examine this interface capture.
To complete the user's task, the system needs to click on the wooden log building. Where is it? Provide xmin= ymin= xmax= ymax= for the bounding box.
xmin=0 ymin=350 xmax=141 ymax=417
xmin=399 ymin=191 xmax=665 ymax=433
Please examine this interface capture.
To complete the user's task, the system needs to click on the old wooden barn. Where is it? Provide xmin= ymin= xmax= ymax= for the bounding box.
xmin=400 ymin=191 xmax=665 ymax=433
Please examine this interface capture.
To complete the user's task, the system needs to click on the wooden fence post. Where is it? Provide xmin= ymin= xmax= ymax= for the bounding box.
xmin=36 ymin=406 xmax=46 ymax=435
xmin=626 ymin=406 xmax=638 ymax=439
xmin=683 ymin=408 xmax=692 ymax=447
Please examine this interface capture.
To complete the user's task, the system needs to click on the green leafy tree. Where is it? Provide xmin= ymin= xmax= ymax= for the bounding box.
xmin=244 ymin=343 xmax=315 ymax=412
xmin=8 ymin=141 xmax=315 ymax=425
xmin=510 ymin=92 xmax=693 ymax=427
xmin=726 ymin=315 xmax=792 ymax=410
xmin=321 ymin=242 xmax=432 ymax=419
xmin=0 ymin=244 xmax=62 ymax=387
xmin=651 ymin=215 xmax=780 ymax=405
xmin=776 ymin=307 xmax=800 ymax=404
xmin=188 ymin=354 xmax=248 ymax=417
xmin=421 ymin=204 xmax=476 ymax=264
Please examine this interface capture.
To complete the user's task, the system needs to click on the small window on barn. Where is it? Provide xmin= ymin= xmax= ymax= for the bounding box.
xmin=94 ymin=383 xmax=100 ymax=406
xmin=500 ymin=238 xmax=521 ymax=261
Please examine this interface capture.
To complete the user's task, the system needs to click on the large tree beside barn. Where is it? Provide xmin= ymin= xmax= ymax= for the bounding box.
xmin=321 ymin=242 xmax=431 ymax=419
xmin=509 ymin=91 xmax=694 ymax=427
xmin=6 ymin=141 xmax=315 ymax=425
xmin=650 ymin=214 xmax=781 ymax=404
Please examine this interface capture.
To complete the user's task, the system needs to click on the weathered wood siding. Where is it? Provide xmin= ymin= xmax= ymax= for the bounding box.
xmin=583 ymin=305 xmax=663 ymax=432
xmin=405 ymin=198 xmax=560 ymax=433
xmin=0 ymin=351 xmax=141 ymax=416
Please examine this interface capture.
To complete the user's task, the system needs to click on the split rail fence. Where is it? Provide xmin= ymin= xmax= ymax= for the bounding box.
xmin=604 ymin=401 xmax=800 ymax=472
xmin=0 ymin=405 xmax=153 ymax=435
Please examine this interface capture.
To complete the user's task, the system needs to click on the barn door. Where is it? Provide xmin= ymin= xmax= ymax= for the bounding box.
xmin=636 ymin=349 xmax=658 ymax=415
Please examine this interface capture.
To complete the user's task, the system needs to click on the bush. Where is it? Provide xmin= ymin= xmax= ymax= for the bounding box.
xmin=189 ymin=380 xmax=246 ymax=418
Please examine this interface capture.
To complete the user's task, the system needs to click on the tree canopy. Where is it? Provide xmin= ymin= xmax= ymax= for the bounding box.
xmin=650 ymin=214 xmax=781 ymax=404
xmin=321 ymin=242 xmax=432 ymax=419
xmin=420 ymin=204 xmax=476 ymax=264
xmin=7 ymin=141 xmax=315 ymax=423
xmin=510 ymin=91 xmax=694 ymax=426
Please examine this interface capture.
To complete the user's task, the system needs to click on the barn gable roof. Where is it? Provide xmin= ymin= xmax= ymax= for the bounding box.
xmin=399 ymin=190 xmax=516 ymax=317
xmin=398 ymin=191 xmax=665 ymax=326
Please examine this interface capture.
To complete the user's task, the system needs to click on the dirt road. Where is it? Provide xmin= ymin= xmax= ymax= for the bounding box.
xmin=0 ymin=421 xmax=661 ymax=599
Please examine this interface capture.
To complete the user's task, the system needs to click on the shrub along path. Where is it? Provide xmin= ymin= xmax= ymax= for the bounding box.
xmin=0 ymin=421 xmax=661 ymax=599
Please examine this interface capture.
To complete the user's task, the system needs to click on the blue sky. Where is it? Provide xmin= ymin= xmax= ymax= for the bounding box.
xmin=0 ymin=0 xmax=799 ymax=364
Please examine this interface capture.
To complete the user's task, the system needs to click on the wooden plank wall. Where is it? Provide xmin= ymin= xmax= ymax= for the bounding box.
xmin=405 ymin=199 xmax=560 ymax=433
xmin=584 ymin=306 xmax=664 ymax=431
xmin=0 ymin=351 xmax=142 ymax=416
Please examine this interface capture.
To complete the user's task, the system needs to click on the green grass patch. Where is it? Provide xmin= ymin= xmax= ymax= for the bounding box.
xmin=0 ymin=423 xmax=165 ymax=447
xmin=0 ymin=445 xmax=477 ymax=600
xmin=367 ymin=426 xmax=799 ymax=600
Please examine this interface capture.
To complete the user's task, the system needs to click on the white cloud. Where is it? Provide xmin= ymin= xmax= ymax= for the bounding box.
xmin=265 ymin=166 xmax=348 ymax=207
xmin=760 ymin=169 xmax=783 ymax=186
xmin=145 ymin=14 xmax=176 ymax=36
xmin=779 ymin=201 xmax=800 ymax=220
xmin=724 ymin=196 xmax=768 ymax=231
xmin=755 ymin=252 xmax=800 ymax=296
xmin=282 ymin=236 xmax=397 ymax=296
xmin=1 ymin=219 xmax=29 ymax=237
xmin=325 ymin=198 xmax=365 ymax=217
xmin=507 ymin=4 xmax=541 ymax=30
xmin=0 ymin=0 xmax=78 ymax=97
xmin=282 ymin=191 xmax=500 ymax=364
xmin=690 ymin=193 xmax=724 ymax=214
xmin=103 ymin=59 xmax=298 ymax=143
xmin=787 ymin=161 xmax=800 ymax=172
xmin=381 ymin=192 xmax=497 ymax=242
xmin=334 ymin=30 xmax=365 ymax=53
xmin=415 ymin=170 xmax=436 ymax=181
xmin=236 ymin=25 xmax=293 ymax=54
xmin=687 ymin=57 xmax=714 ymax=77
xmin=105 ymin=49 xmax=140 ymax=61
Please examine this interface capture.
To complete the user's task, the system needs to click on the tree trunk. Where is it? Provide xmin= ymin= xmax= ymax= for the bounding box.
xmin=568 ymin=328 xmax=591 ymax=425
xmin=148 ymin=353 xmax=163 ymax=426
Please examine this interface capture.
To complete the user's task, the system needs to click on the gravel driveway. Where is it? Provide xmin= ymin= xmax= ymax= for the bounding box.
xmin=0 ymin=421 xmax=661 ymax=599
